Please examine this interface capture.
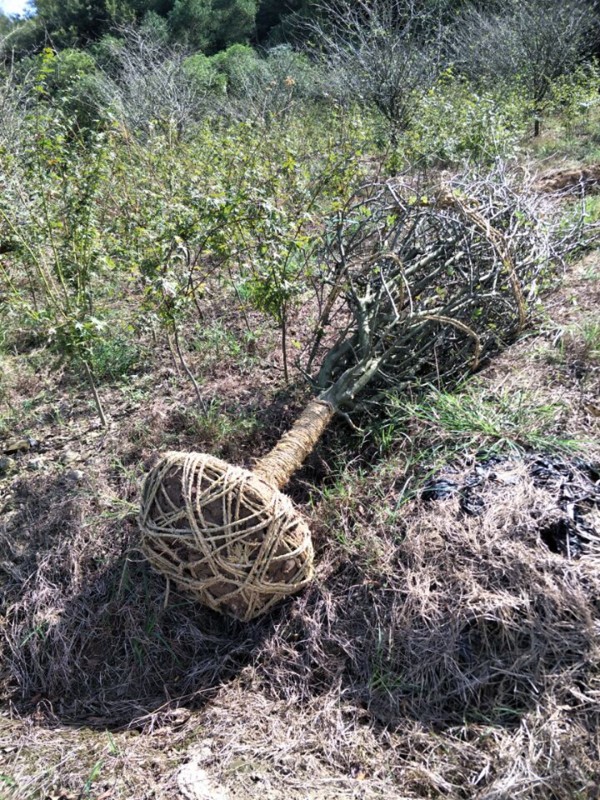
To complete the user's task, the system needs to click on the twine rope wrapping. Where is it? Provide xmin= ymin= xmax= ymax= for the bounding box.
xmin=253 ymin=399 xmax=336 ymax=488
xmin=139 ymin=451 xmax=315 ymax=621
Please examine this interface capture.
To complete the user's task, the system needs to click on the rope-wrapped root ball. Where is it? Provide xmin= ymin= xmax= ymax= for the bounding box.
xmin=140 ymin=176 xmax=560 ymax=621
xmin=139 ymin=400 xmax=335 ymax=621
xmin=140 ymin=452 xmax=315 ymax=621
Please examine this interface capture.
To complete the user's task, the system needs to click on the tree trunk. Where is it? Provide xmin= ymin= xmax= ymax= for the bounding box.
xmin=82 ymin=359 xmax=108 ymax=428
xmin=253 ymin=399 xmax=336 ymax=489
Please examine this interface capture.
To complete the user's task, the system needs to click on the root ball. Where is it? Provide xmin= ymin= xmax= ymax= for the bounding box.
xmin=139 ymin=452 xmax=314 ymax=621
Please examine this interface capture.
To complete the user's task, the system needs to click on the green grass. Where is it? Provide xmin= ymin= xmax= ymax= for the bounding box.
xmin=192 ymin=322 xmax=259 ymax=369
xmin=578 ymin=319 xmax=600 ymax=361
xmin=550 ymin=318 xmax=600 ymax=366
xmin=369 ymin=627 xmax=414 ymax=695
xmin=185 ymin=399 xmax=258 ymax=449
xmin=582 ymin=195 xmax=600 ymax=225
xmin=382 ymin=384 xmax=582 ymax=458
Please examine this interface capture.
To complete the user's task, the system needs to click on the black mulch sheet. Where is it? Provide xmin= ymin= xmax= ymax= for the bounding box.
xmin=421 ymin=454 xmax=600 ymax=558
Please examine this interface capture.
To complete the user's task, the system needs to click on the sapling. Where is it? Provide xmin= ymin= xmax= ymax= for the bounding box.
xmin=0 ymin=74 xmax=113 ymax=427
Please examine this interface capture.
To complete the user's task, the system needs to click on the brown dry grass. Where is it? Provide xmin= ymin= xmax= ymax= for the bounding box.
xmin=1 ymin=255 xmax=599 ymax=798
xmin=535 ymin=164 xmax=600 ymax=194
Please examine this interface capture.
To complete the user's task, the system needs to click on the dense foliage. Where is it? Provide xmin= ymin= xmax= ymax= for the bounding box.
xmin=2 ymin=0 xmax=298 ymax=51
xmin=1 ymin=0 xmax=564 ymax=53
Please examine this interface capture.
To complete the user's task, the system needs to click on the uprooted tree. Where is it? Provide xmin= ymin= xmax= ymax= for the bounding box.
xmin=139 ymin=165 xmax=580 ymax=621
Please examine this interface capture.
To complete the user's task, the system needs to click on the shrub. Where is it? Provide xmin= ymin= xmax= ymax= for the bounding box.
xmin=403 ymin=73 xmax=528 ymax=167
xmin=183 ymin=52 xmax=227 ymax=95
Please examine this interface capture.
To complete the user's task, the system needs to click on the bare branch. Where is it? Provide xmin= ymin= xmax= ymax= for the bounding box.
xmin=306 ymin=0 xmax=440 ymax=136
xmin=447 ymin=0 xmax=599 ymax=135
xmin=308 ymin=164 xmax=586 ymax=409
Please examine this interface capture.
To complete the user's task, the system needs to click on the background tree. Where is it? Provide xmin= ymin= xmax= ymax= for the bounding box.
xmin=167 ymin=0 xmax=214 ymax=51
xmin=212 ymin=0 xmax=257 ymax=50
xmin=254 ymin=0 xmax=313 ymax=44
xmin=33 ymin=0 xmax=133 ymax=46
xmin=0 ymin=13 xmax=12 ymax=37
xmin=449 ymin=0 xmax=598 ymax=136
xmin=308 ymin=0 xmax=442 ymax=143
xmin=26 ymin=0 xmax=258 ymax=53
xmin=94 ymin=25 xmax=210 ymax=136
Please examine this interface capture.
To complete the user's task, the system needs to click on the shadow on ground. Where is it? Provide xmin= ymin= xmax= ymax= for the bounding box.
xmin=1 ymin=449 xmax=599 ymax=738
xmin=0 ymin=472 xmax=270 ymax=729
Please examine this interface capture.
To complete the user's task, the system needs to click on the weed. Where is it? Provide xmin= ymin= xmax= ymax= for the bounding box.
xmin=0 ymin=774 xmax=17 ymax=787
xmin=192 ymin=322 xmax=253 ymax=366
xmin=582 ymin=259 xmax=600 ymax=282
xmin=83 ymin=759 xmax=104 ymax=796
xmin=582 ymin=195 xmax=600 ymax=225
xmin=548 ymin=318 xmax=600 ymax=371
xmin=81 ymin=333 xmax=140 ymax=382
xmin=118 ymin=383 xmax=147 ymax=405
xmin=384 ymin=384 xmax=581 ymax=458
xmin=579 ymin=319 xmax=600 ymax=361
xmin=106 ymin=732 xmax=120 ymax=756
xmin=184 ymin=400 xmax=258 ymax=450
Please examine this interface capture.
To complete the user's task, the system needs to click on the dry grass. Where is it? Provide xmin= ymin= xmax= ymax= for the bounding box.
xmin=5 ymin=448 xmax=599 ymax=798
xmin=1 ymin=257 xmax=599 ymax=798
xmin=535 ymin=164 xmax=600 ymax=194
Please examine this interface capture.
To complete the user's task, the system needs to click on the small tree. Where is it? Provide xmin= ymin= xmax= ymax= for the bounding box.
xmin=211 ymin=44 xmax=318 ymax=123
xmin=449 ymin=0 xmax=598 ymax=136
xmin=0 ymin=64 xmax=114 ymax=426
xmin=308 ymin=0 xmax=441 ymax=141
xmin=139 ymin=165 xmax=583 ymax=621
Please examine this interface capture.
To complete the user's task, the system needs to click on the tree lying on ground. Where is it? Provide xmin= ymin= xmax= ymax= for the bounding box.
xmin=139 ymin=165 xmax=583 ymax=621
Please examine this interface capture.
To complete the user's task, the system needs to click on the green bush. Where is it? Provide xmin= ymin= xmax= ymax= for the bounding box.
xmin=89 ymin=34 xmax=126 ymax=74
xmin=17 ymin=47 xmax=97 ymax=96
xmin=547 ymin=62 xmax=600 ymax=136
xmin=81 ymin=331 xmax=141 ymax=382
xmin=211 ymin=43 xmax=266 ymax=96
xmin=183 ymin=53 xmax=227 ymax=95
xmin=16 ymin=47 xmax=105 ymax=131
xmin=403 ymin=73 xmax=528 ymax=167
